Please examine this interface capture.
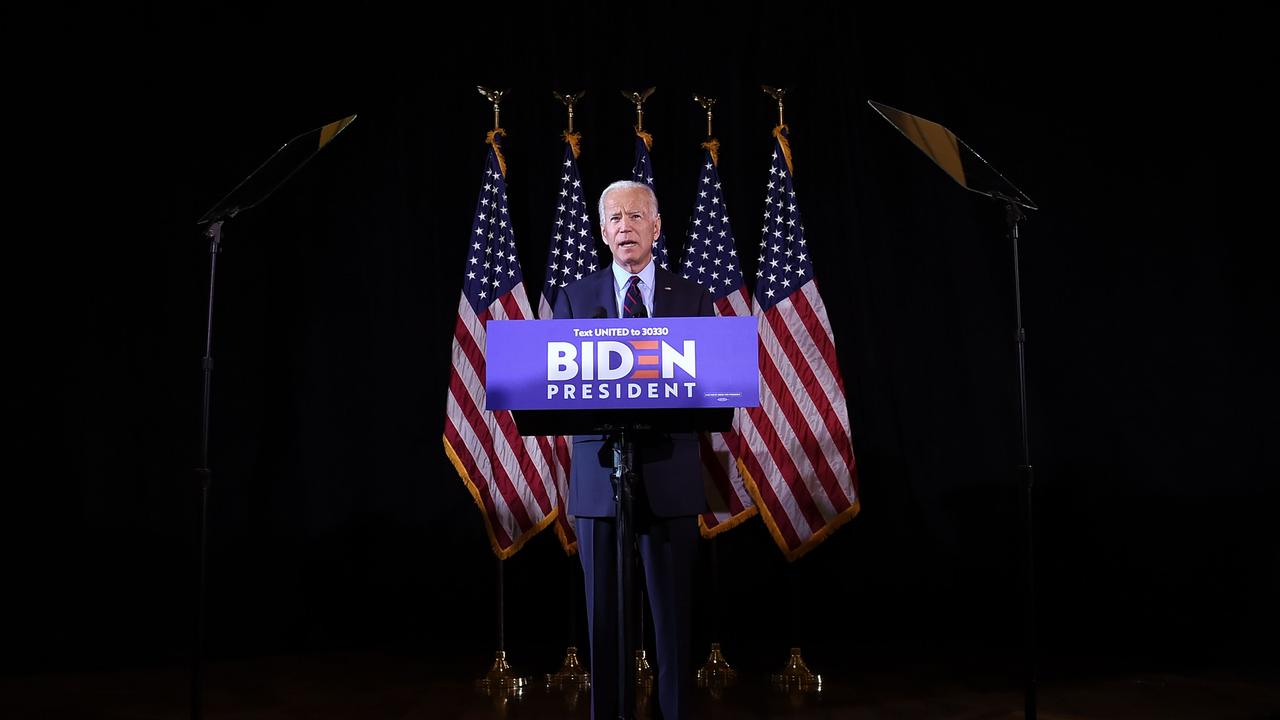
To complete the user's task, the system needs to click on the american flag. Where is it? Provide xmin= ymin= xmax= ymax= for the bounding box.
xmin=537 ymin=132 xmax=594 ymax=554
xmin=633 ymin=130 xmax=671 ymax=270
xmin=738 ymin=127 xmax=860 ymax=560
xmin=443 ymin=131 xmax=560 ymax=558
xmin=680 ymin=141 xmax=757 ymax=537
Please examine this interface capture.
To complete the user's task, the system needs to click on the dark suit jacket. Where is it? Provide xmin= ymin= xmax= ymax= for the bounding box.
xmin=551 ymin=265 xmax=714 ymax=518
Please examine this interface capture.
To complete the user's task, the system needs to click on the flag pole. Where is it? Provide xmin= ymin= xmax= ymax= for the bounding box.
xmin=759 ymin=84 xmax=823 ymax=699
xmin=477 ymin=555 xmax=528 ymax=700
xmin=472 ymin=84 xmax=528 ymax=703
xmin=771 ymin=562 xmax=822 ymax=698
xmin=545 ymin=89 xmax=591 ymax=696
xmin=546 ymin=562 xmax=590 ymax=690
xmin=691 ymin=94 xmax=739 ymax=696
xmin=696 ymin=536 xmax=738 ymax=696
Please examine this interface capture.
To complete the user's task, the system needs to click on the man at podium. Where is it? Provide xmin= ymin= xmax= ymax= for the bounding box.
xmin=552 ymin=180 xmax=712 ymax=720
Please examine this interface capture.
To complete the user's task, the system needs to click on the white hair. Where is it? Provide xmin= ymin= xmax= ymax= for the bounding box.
xmin=597 ymin=180 xmax=659 ymax=225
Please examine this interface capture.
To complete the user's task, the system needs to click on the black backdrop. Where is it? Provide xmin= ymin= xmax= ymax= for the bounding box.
xmin=10 ymin=4 xmax=1273 ymax=681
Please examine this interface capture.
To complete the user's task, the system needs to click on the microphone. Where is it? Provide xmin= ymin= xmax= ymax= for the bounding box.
xmin=591 ymin=307 xmax=608 ymax=319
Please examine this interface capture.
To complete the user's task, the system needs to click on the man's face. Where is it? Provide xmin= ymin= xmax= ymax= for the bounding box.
xmin=601 ymin=186 xmax=660 ymax=271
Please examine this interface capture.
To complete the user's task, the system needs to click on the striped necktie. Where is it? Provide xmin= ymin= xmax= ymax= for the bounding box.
xmin=623 ymin=275 xmax=647 ymax=318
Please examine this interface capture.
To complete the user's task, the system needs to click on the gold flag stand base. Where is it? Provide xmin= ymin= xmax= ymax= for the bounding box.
xmin=634 ymin=649 xmax=656 ymax=717
xmin=476 ymin=650 xmax=529 ymax=698
xmin=696 ymin=642 xmax=738 ymax=687
xmin=770 ymin=647 xmax=822 ymax=692
xmin=635 ymin=648 xmax=655 ymax=689
xmin=545 ymin=646 xmax=589 ymax=711
xmin=545 ymin=646 xmax=591 ymax=687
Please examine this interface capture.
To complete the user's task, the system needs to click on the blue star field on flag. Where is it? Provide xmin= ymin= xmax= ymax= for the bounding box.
xmin=539 ymin=139 xmax=596 ymax=318
xmin=681 ymin=148 xmax=744 ymax=299
xmin=755 ymin=135 xmax=812 ymax=312
xmin=462 ymin=150 xmax=523 ymax=314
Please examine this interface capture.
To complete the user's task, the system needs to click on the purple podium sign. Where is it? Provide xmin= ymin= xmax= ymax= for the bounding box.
xmin=485 ymin=316 xmax=759 ymax=410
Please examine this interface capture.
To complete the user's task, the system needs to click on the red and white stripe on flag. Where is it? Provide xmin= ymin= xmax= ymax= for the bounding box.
xmin=698 ymin=288 xmax=758 ymax=537
xmin=443 ymin=132 xmax=560 ymax=558
xmin=737 ymin=128 xmax=859 ymax=559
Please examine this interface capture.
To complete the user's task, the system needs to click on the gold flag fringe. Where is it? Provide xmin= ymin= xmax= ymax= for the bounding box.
xmin=772 ymin=124 xmax=793 ymax=176
xmin=737 ymin=457 xmax=860 ymax=561
xmin=444 ymin=435 xmax=557 ymax=559
xmin=698 ymin=503 xmax=758 ymax=539
xmin=554 ymin=521 xmax=579 ymax=556
xmin=486 ymin=128 xmax=508 ymax=177
xmin=563 ymin=130 xmax=582 ymax=160
xmin=701 ymin=138 xmax=721 ymax=167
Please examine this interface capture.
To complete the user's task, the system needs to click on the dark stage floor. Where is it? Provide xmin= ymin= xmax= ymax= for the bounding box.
xmin=3 ymin=650 xmax=1277 ymax=719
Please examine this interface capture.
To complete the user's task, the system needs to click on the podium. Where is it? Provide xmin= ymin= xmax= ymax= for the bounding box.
xmin=488 ymin=315 xmax=757 ymax=719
